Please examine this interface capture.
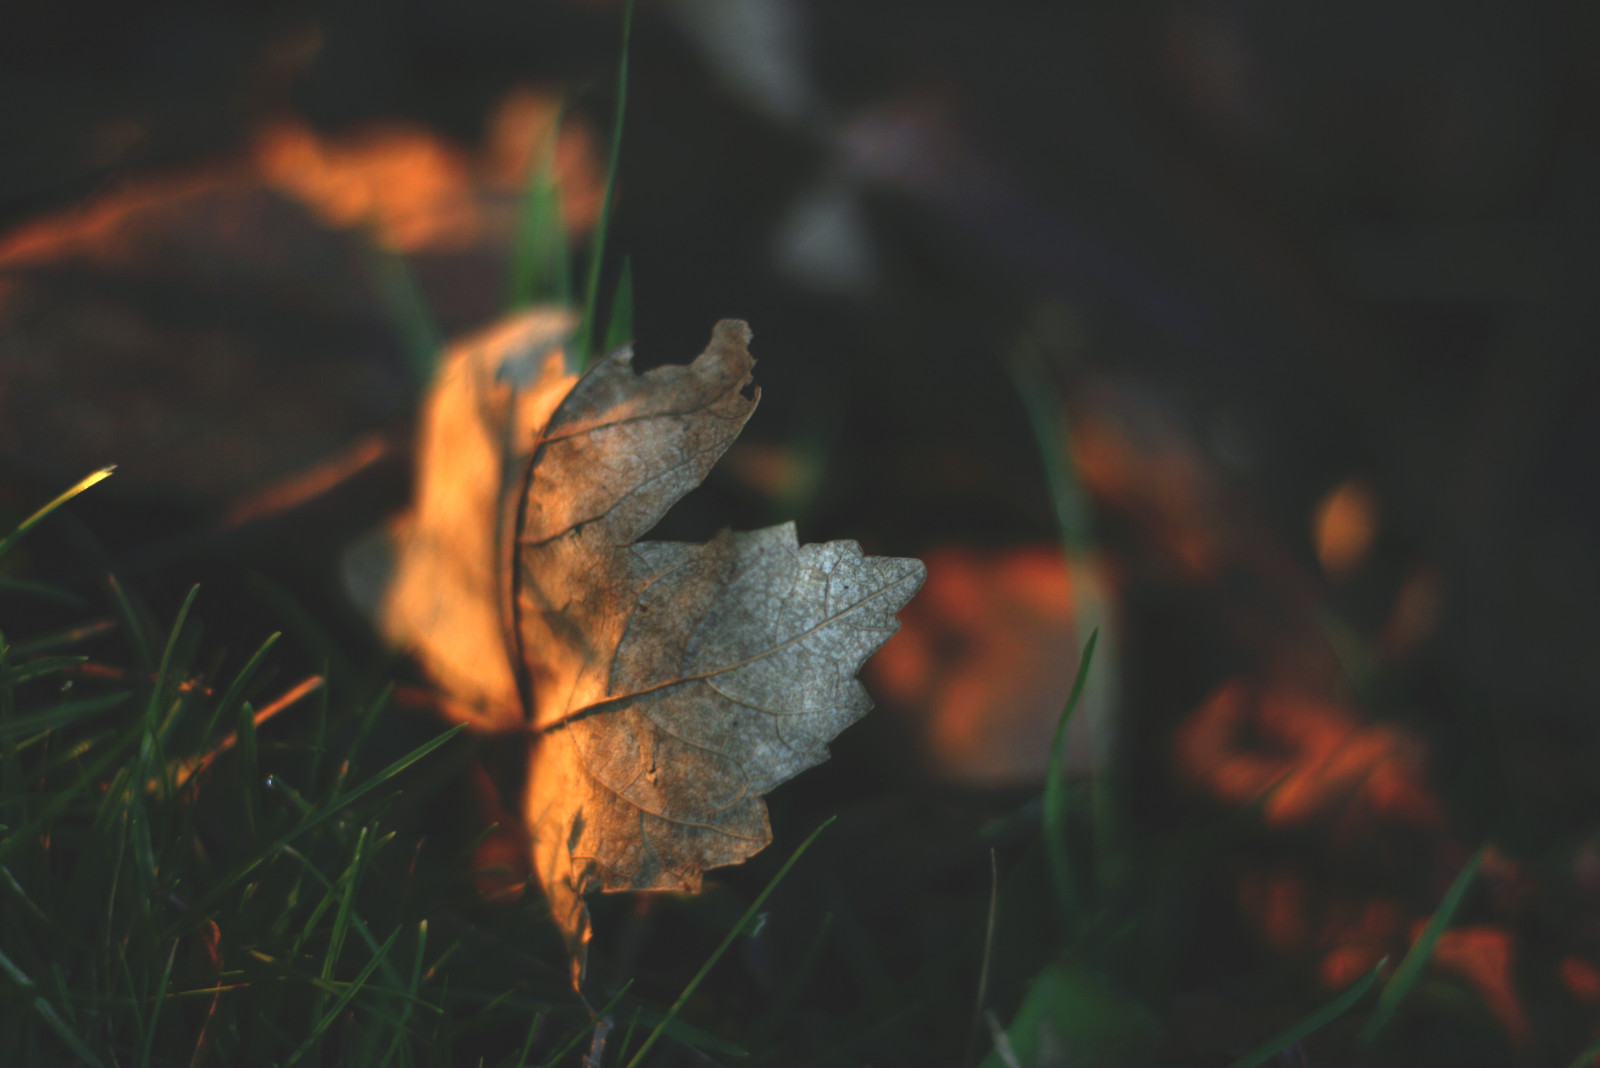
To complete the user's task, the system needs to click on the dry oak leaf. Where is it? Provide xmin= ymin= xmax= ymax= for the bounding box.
xmin=373 ymin=316 xmax=925 ymax=983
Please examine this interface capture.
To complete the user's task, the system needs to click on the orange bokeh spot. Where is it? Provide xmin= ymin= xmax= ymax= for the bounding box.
xmin=1312 ymin=479 xmax=1378 ymax=578
xmin=1562 ymin=957 xmax=1600 ymax=1002
xmin=1071 ymin=413 xmax=1221 ymax=579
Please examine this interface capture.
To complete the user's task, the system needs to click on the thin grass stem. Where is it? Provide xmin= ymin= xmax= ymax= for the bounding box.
xmin=571 ymin=0 xmax=635 ymax=368
xmin=625 ymin=816 xmax=835 ymax=1068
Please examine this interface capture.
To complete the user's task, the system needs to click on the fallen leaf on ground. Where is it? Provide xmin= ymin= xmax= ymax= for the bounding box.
xmin=366 ymin=317 xmax=925 ymax=983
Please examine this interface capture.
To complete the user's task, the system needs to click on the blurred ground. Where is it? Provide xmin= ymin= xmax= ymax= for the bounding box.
xmin=2 ymin=1 xmax=1599 ymax=1064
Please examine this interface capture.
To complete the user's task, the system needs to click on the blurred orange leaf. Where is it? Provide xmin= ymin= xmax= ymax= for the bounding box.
xmin=869 ymin=545 xmax=1109 ymax=784
xmin=1175 ymin=680 xmax=1442 ymax=830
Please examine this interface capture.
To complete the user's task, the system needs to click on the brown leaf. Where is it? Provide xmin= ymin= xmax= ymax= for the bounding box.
xmin=369 ymin=317 xmax=925 ymax=983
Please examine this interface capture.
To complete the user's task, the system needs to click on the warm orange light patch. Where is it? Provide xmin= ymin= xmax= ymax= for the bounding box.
xmin=1380 ymin=567 xmax=1442 ymax=658
xmin=482 ymin=87 xmax=604 ymax=232
xmin=1238 ymin=868 xmax=1405 ymax=987
xmin=254 ymin=121 xmax=479 ymax=252
xmin=1071 ymin=413 xmax=1221 ymax=579
xmin=1312 ymin=479 xmax=1378 ymax=578
xmin=724 ymin=442 xmax=822 ymax=507
xmin=0 ymin=173 xmax=233 ymax=266
xmin=1310 ymin=895 xmax=1403 ymax=987
xmin=1318 ymin=918 xmax=1529 ymax=1041
xmin=251 ymin=91 xmax=601 ymax=254
xmin=1320 ymin=943 xmax=1386 ymax=989
xmin=868 ymin=545 xmax=1107 ymax=784
xmin=1561 ymin=957 xmax=1600 ymax=1002
xmin=1239 ymin=868 xmax=1309 ymax=951
xmin=1175 ymin=680 xmax=1441 ymax=829
xmin=1 ymin=89 xmax=602 ymax=268
xmin=1426 ymin=925 xmax=1527 ymax=1042
xmin=221 ymin=433 xmax=393 ymax=528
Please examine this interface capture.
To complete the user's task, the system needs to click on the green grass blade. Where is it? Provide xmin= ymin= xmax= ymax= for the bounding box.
xmin=0 ymin=692 xmax=130 ymax=741
xmin=126 ymin=740 xmax=159 ymax=907
xmin=311 ymin=665 xmax=332 ymax=785
xmin=16 ymin=725 xmax=142 ymax=850
xmin=105 ymin=572 xmax=154 ymax=676
xmin=144 ymin=585 xmax=199 ymax=791
xmin=237 ymin=700 xmax=260 ymax=834
xmin=245 ymin=572 xmax=359 ymax=698
xmin=1043 ymin=629 xmax=1098 ymax=930
xmin=0 ymin=636 xmax=18 ymax=830
xmin=0 ymin=654 xmax=90 ymax=688
xmin=601 ymin=255 xmax=634 ymax=355
xmin=0 ymin=467 xmax=114 ymax=562
xmin=34 ymin=994 xmax=109 ymax=1068
xmin=614 ymin=1008 xmax=641 ymax=1066
xmin=506 ymin=101 xmax=573 ymax=311
xmin=1224 ymin=957 xmax=1386 ymax=1068
xmin=363 ymin=242 xmax=442 ymax=383
xmin=1007 ymin=345 xmax=1092 ymax=555
xmin=1009 ymin=339 xmax=1122 ymax=917
xmin=283 ymin=926 xmax=401 ymax=1068
xmin=0 ymin=943 xmax=35 ymax=986
xmin=570 ymin=0 xmax=634 ymax=369
xmin=0 ymin=577 xmax=89 ymax=609
xmin=335 ymin=684 xmax=393 ymax=796
xmin=114 ymin=944 xmax=146 ymax=1055
xmin=755 ymin=911 xmax=833 ymax=1037
xmin=510 ymin=1006 xmax=546 ymax=1067
xmin=9 ymin=618 xmax=116 ymax=656
xmin=277 ymin=842 xmax=404 ymax=994
xmin=1565 ymin=1030 xmax=1600 ymax=1068
xmin=379 ymin=920 xmax=429 ymax=1068
xmin=318 ymin=826 xmax=371 ymax=1019
xmin=136 ymin=939 xmax=180 ymax=1068
xmin=625 ymin=815 xmax=835 ymax=1068
xmin=0 ymin=863 xmax=56 ymax=932
xmin=1360 ymin=846 xmax=1486 ymax=1043
xmin=202 ymin=631 xmax=281 ymax=745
